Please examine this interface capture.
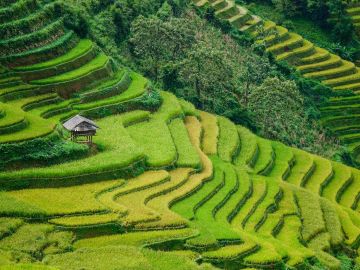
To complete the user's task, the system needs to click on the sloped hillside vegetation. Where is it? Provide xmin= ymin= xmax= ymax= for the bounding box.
xmin=2 ymin=0 xmax=360 ymax=270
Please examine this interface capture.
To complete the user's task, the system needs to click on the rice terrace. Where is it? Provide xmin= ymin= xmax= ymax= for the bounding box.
xmin=4 ymin=0 xmax=360 ymax=269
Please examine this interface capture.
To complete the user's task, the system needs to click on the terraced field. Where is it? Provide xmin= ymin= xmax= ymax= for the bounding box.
xmin=193 ymin=0 xmax=360 ymax=166
xmin=346 ymin=1 xmax=360 ymax=37
xmin=2 ymin=1 xmax=360 ymax=269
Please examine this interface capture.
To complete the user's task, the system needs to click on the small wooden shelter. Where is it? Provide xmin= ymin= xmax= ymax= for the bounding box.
xmin=63 ymin=115 xmax=99 ymax=143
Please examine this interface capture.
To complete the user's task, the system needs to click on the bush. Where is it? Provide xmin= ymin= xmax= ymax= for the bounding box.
xmin=0 ymin=130 xmax=89 ymax=170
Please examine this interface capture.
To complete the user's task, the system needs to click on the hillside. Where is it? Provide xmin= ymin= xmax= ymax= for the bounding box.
xmin=1 ymin=0 xmax=360 ymax=270
xmin=193 ymin=0 xmax=360 ymax=167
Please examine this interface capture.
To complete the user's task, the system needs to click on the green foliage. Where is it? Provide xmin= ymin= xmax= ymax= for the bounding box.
xmin=0 ymin=131 xmax=89 ymax=170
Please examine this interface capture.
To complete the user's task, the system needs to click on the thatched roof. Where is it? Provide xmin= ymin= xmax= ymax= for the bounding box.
xmin=63 ymin=115 xmax=99 ymax=132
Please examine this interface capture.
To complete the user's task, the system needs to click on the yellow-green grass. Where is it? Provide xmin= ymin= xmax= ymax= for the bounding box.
xmin=143 ymin=117 xmax=213 ymax=229
xmin=192 ymin=157 xmax=241 ymax=241
xmin=79 ymin=69 xmax=127 ymax=100
xmin=303 ymin=60 xmax=356 ymax=80
xmin=234 ymin=126 xmax=258 ymax=169
xmin=302 ymin=156 xmax=333 ymax=194
xmin=30 ymin=98 xmax=79 ymax=118
xmin=0 ymin=264 xmax=58 ymax=270
xmin=5 ymin=179 xmax=123 ymax=215
xmin=284 ymin=149 xmax=314 ymax=186
xmin=0 ymin=191 xmax=45 ymax=216
xmin=243 ymin=177 xmax=280 ymax=232
xmin=262 ymin=25 xmax=289 ymax=47
xmin=276 ymin=39 xmax=314 ymax=61
xmin=275 ymin=215 xmax=314 ymax=266
xmin=139 ymin=169 xmax=194 ymax=229
xmin=217 ymin=116 xmax=239 ymax=163
xmin=320 ymin=198 xmax=344 ymax=246
xmin=119 ymin=110 xmax=150 ymax=127
xmin=72 ymin=72 xmax=146 ymax=110
xmin=266 ymin=33 xmax=304 ymax=55
xmin=6 ymin=93 xmax=59 ymax=110
xmin=114 ymin=171 xmax=176 ymax=226
xmin=44 ymin=245 xmax=217 ymax=270
xmin=321 ymin=162 xmax=353 ymax=203
xmin=334 ymin=206 xmax=360 ymax=246
xmin=74 ymin=228 xmax=197 ymax=248
xmin=216 ymin=168 xmax=251 ymax=225
xmin=201 ymin=243 xmax=257 ymax=261
xmin=151 ymin=91 xmax=183 ymax=122
xmin=297 ymin=54 xmax=341 ymax=74
xmin=339 ymin=170 xmax=360 ymax=209
xmin=266 ymin=142 xmax=294 ymax=180
xmin=0 ymin=104 xmax=25 ymax=127
xmin=0 ymin=224 xmax=53 ymax=254
xmin=252 ymin=138 xmax=274 ymax=175
xmin=295 ymin=189 xmax=326 ymax=242
xmin=0 ymin=217 xmax=23 ymax=239
xmin=31 ymin=53 xmax=108 ymax=85
xmin=171 ymin=158 xmax=223 ymax=221
xmin=14 ymin=40 xmax=93 ymax=71
xmin=169 ymin=118 xmax=201 ymax=168
xmin=0 ymin=114 xmax=144 ymax=182
xmin=127 ymin=119 xmax=177 ymax=168
xmin=230 ymin=178 xmax=267 ymax=229
xmin=0 ymin=112 xmax=55 ymax=143
xmin=178 ymin=98 xmax=199 ymax=117
xmin=324 ymin=68 xmax=360 ymax=87
xmin=0 ymin=30 xmax=75 ymax=66
xmin=96 ymin=171 xmax=168 ymax=216
xmin=49 ymin=213 xmax=120 ymax=227
xmin=307 ymin=232 xmax=340 ymax=269
xmin=200 ymin=111 xmax=218 ymax=155
xmin=298 ymin=47 xmax=330 ymax=65
xmin=0 ymin=83 xmax=37 ymax=97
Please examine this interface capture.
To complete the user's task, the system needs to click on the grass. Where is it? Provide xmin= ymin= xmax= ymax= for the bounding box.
xmin=114 ymin=170 xmax=171 ymax=225
xmin=243 ymin=177 xmax=280 ymax=231
xmin=0 ymin=224 xmax=53 ymax=254
xmin=285 ymin=149 xmax=314 ymax=186
xmin=74 ymin=228 xmax=196 ymax=248
xmin=252 ymin=138 xmax=274 ymax=175
xmin=0 ymin=218 xmax=23 ymax=239
xmin=169 ymin=118 xmax=201 ymax=168
xmin=266 ymin=142 xmax=293 ymax=180
xmin=127 ymin=119 xmax=176 ymax=168
xmin=234 ymin=126 xmax=258 ymax=169
xmin=295 ymin=189 xmax=326 ymax=242
xmin=302 ymin=156 xmax=333 ymax=194
xmin=339 ymin=169 xmax=360 ymax=208
xmin=0 ymin=113 xmax=144 ymax=185
xmin=43 ymin=246 xmax=216 ymax=270
xmin=230 ymin=178 xmax=267 ymax=229
xmin=320 ymin=198 xmax=344 ymax=246
xmin=73 ymin=72 xmax=146 ymax=110
xmin=49 ymin=213 xmax=120 ymax=226
xmin=217 ymin=116 xmax=239 ymax=163
xmin=31 ymin=53 xmax=109 ymax=85
xmin=200 ymin=111 xmax=218 ymax=155
xmin=15 ymin=40 xmax=93 ymax=71
xmin=192 ymin=157 xmax=241 ymax=241
xmin=5 ymin=179 xmax=122 ymax=215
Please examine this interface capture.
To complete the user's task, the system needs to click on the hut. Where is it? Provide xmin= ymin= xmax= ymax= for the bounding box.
xmin=63 ymin=115 xmax=99 ymax=143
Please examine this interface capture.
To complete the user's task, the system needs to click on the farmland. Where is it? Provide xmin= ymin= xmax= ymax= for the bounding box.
xmin=2 ymin=0 xmax=360 ymax=269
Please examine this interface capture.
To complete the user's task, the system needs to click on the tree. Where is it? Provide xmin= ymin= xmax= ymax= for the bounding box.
xmin=130 ymin=16 xmax=195 ymax=80
xmin=248 ymin=77 xmax=307 ymax=145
